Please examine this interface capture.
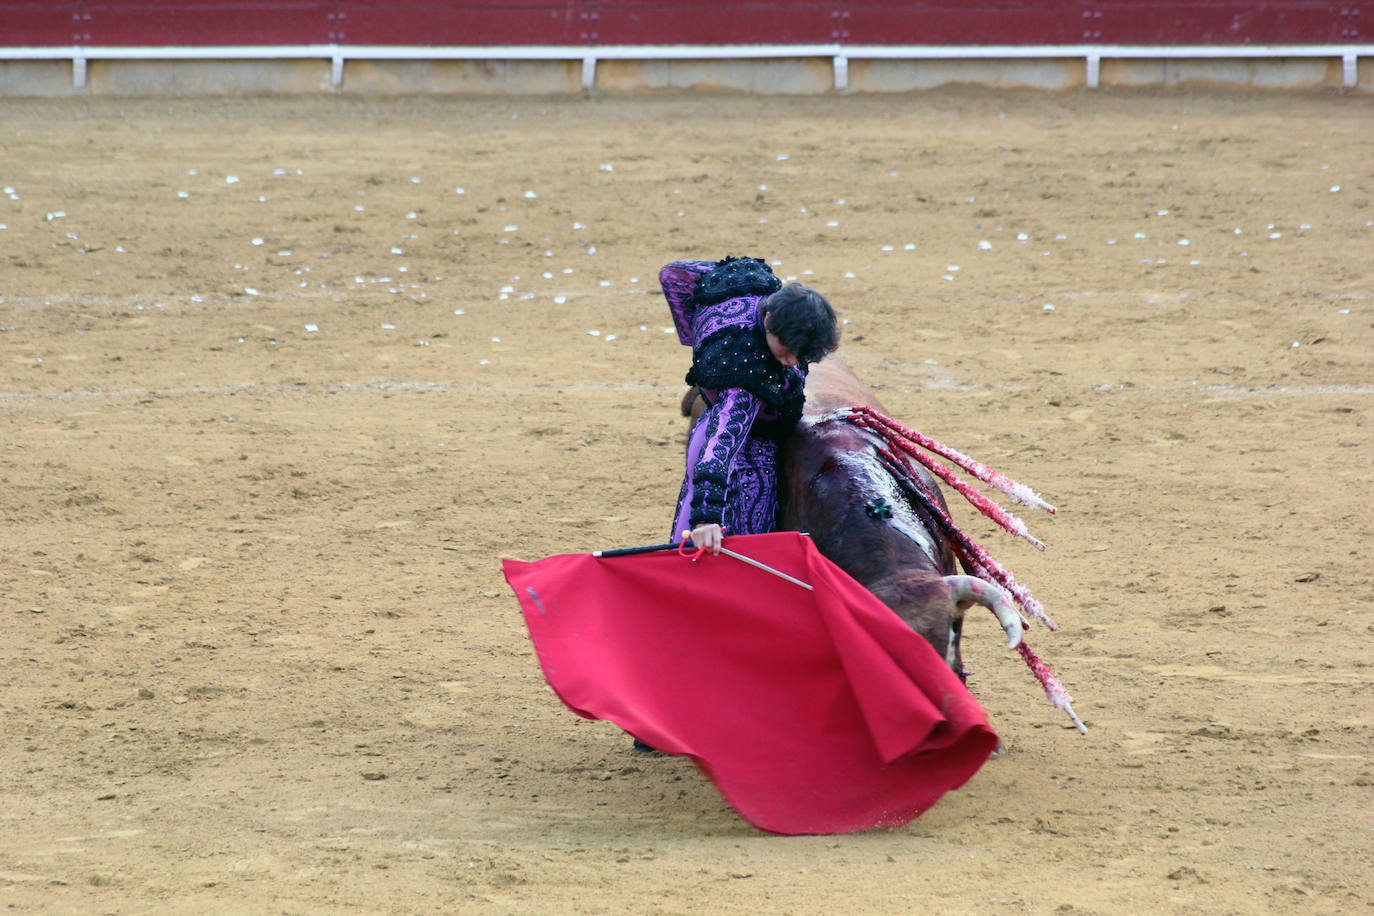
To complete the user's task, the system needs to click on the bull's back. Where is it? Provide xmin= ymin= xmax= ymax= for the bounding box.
xmin=782 ymin=358 xmax=892 ymax=535
xmin=785 ymin=358 xmax=886 ymax=503
xmin=801 ymin=359 xmax=888 ymax=418
xmin=781 ymin=357 xmax=955 ymax=575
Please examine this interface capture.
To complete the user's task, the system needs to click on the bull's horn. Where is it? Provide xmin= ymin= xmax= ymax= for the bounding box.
xmin=945 ymin=574 xmax=1024 ymax=650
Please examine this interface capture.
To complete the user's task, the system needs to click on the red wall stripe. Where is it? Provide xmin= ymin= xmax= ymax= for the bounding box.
xmin=0 ymin=2 xmax=1368 ymax=48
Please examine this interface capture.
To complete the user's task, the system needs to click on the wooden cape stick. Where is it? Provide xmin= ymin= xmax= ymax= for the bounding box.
xmin=592 ymin=542 xmax=678 ymax=558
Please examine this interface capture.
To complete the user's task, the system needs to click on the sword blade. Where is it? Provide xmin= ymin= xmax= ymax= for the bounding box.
xmin=718 ymin=547 xmax=813 ymax=591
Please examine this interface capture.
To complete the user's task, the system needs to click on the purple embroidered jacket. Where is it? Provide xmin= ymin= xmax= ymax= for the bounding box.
xmin=661 ymin=260 xmax=807 ymax=537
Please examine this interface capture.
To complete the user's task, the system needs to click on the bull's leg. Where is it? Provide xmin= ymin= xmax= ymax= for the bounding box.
xmin=944 ymin=575 xmax=1026 ymax=650
xmin=680 ymin=385 xmax=702 ymax=418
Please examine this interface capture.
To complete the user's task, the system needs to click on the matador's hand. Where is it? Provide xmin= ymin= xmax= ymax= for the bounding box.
xmin=689 ymin=523 xmax=724 ymax=555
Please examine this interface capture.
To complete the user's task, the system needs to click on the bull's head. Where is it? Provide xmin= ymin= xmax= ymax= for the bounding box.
xmin=874 ymin=573 xmax=1024 ymax=680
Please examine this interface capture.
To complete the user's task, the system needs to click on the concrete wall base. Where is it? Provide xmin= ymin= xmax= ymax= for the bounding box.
xmin=1099 ymin=57 xmax=1350 ymax=91
xmin=848 ymin=58 xmax=1086 ymax=92
xmin=0 ymin=54 xmax=1368 ymax=97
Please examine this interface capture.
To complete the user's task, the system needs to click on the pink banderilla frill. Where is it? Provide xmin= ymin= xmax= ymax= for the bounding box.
xmin=851 ymin=406 xmax=1053 ymax=549
xmin=1018 ymin=642 xmax=1088 ymax=734
xmin=837 ymin=407 xmax=1085 ymax=733
xmin=875 ymin=446 xmax=1055 ymax=631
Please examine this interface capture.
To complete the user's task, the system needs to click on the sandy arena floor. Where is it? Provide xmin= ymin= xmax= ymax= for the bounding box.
xmin=1 ymin=89 xmax=1371 ymax=914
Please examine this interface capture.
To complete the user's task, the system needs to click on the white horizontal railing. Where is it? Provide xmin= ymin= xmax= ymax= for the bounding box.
xmin=1 ymin=43 xmax=1368 ymax=90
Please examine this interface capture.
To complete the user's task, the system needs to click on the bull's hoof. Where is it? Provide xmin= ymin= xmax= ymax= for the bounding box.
xmin=632 ymin=738 xmax=665 ymax=756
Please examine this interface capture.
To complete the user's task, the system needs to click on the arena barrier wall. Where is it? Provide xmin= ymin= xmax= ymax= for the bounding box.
xmin=1 ymin=1 xmax=1371 ymax=96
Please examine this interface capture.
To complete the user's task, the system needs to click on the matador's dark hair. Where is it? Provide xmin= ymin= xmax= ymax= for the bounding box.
xmin=761 ymin=283 xmax=840 ymax=365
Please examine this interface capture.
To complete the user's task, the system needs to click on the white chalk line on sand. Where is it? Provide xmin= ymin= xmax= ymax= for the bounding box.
xmin=2 ymin=378 xmax=1370 ymax=409
xmin=0 ymin=286 xmax=650 ymax=310
xmin=0 ymin=379 xmax=683 ymax=406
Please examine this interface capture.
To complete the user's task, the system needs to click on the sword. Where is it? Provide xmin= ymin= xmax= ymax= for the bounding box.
xmin=718 ymin=547 xmax=813 ymax=591
xmin=594 ymin=539 xmax=813 ymax=591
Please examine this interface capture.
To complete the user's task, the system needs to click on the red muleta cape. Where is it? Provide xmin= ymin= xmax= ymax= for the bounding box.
xmin=501 ymin=531 xmax=997 ymax=835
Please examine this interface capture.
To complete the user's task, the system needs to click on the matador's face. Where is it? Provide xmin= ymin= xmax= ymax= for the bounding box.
xmin=762 ymin=312 xmax=799 ymax=367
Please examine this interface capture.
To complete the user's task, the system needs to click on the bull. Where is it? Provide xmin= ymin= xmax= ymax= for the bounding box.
xmin=778 ymin=359 xmax=1026 ymax=678
xmin=682 ymin=357 xmax=1085 ymax=731
xmin=683 ymin=359 xmax=1030 ymax=678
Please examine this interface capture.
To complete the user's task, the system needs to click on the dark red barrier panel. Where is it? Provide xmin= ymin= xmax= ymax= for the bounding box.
xmin=2 ymin=2 xmax=83 ymax=46
xmin=0 ymin=1 xmax=1368 ymax=47
xmin=833 ymin=2 xmax=1368 ymax=46
xmin=1 ymin=1 xmax=330 ymax=46
xmin=336 ymin=0 xmax=592 ymax=46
